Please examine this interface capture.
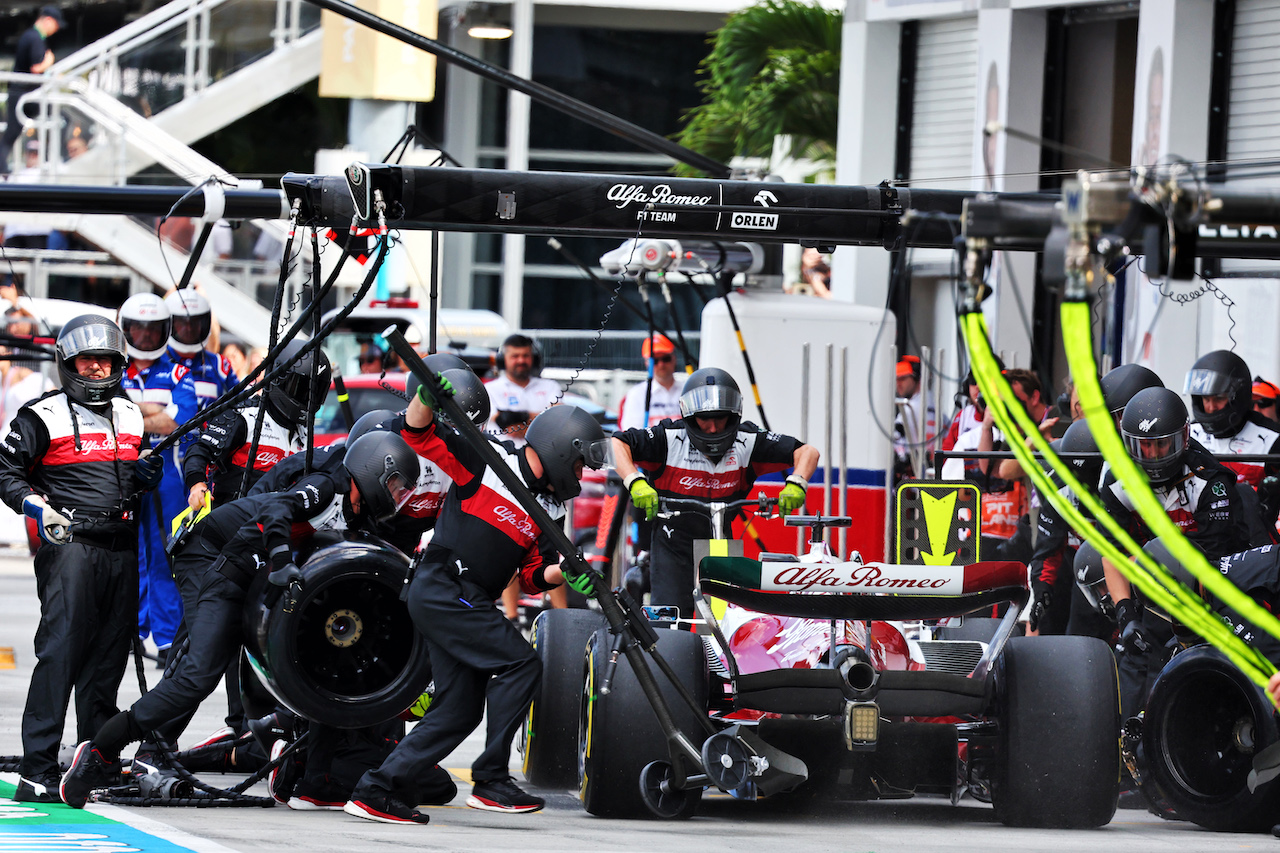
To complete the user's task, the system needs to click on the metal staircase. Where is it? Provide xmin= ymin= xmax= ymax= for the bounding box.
xmin=0 ymin=0 xmax=327 ymax=345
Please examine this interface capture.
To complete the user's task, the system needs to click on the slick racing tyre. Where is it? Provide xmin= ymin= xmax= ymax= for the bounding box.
xmin=521 ymin=608 xmax=605 ymax=788
xmin=243 ymin=538 xmax=431 ymax=728
xmin=579 ymin=626 xmax=708 ymax=818
xmin=1140 ymin=645 xmax=1280 ymax=832
xmin=991 ymin=636 xmax=1119 ymax=828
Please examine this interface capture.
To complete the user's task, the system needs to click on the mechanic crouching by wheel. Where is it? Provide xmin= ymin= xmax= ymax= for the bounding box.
xmin=611 ymin=367 xmax=819 ymax=618
xmin=0 ymin=315 xmax=164 ymax=803
xmin=343 ymin=382 xmax=605 ymax=825
xmin=58 ymin=431 xmax=420 ymax=808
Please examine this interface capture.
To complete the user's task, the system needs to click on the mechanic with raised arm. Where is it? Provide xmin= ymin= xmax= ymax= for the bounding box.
xmin=1100 ymin=386 xmax=1251 ymax=719
xmin=1184 ymin=350 xmax=1280 ymax=545
xmin=183 ymin=341 xmax=331 ymax=509
xmin=118 ymin=293 xmax=201 ymax=667
xmin=59 ymin=430 xmax=421 ymax=808
xmin=344 ymin=379 xmax=606 ymax=825
xmin=0 ymin=315 xmax=163 ymax=803
xmin=612 ymin=367 xmax=819 ymax=618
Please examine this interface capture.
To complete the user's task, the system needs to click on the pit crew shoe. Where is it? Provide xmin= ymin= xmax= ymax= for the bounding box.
xmin=60 ymin=741 xmax=114 ymax=808
xmin=466 ymin=776 xmax=544 ymax=813
xmin=343 ymin=795 xmax=430 ymax=824
xmin=14 ymin=774 xmax=60 ymax=803
xmin=267 ymin=740 xmax=301 ymax=805
xmin=288 ymin=778 xmax=349 ymax=811
xmin=188 ymin=725 xmax=236 ymax=751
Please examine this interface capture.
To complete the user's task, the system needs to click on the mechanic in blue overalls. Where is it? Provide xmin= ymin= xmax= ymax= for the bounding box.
xmin=117 ymin=293 xmax=200 ymax=664
xmin=162 ymin=289 xmax=238 ymax=411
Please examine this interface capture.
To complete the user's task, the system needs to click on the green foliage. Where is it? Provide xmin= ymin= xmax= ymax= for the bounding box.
xmin=674 ymin=0 xmax=842 ymax=177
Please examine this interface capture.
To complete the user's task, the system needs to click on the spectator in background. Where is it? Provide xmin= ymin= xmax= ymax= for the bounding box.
xmin=1 ymin=5 xmax=62 ymax=173
xmin=221 ymin=342 xmax=248 ymax=381
xmin=484 ymin=334 xmax=560 ymax=448
xmin=247 ymin=347 xmax=266 ymax=373
xmin=1254 ymin=377 xmax=1280 ymax=423
xmin=0 ymin=306 xmax=51 ymax=428
xmin=4 ymin=138 xmax=57 ymax=250
xmin=893 ymin=355 xmax=936 ymax=482
xmin=786 ymin=247 xmax=832 ymax=298
xmin=618 ymin=333 xmax=685 ymax=430
xmin=359 ymin=343 xmax=386 ymax=375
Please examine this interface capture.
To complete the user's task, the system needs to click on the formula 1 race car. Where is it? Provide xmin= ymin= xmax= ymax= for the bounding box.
xmin=521 ymin=499 xmax=1120 ymax=826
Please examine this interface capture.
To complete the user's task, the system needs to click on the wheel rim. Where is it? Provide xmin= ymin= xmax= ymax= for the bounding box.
xmin=290 ymin=575 xmax=415 ymax=698
xmin=1158 ymin=670 xmax=1258 ymax=800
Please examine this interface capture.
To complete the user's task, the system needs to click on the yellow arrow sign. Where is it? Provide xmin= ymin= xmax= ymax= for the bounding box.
xmin=920 ymin=489 xmax=958 ymax=565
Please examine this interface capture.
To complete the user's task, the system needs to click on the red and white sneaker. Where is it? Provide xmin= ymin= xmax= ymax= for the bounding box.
xmin=343 ymin=795 xmax=430 ymax=824
xmin=466 ymin=776 xmax=544 ymax=813
xmin=187 ymin=726 xmax=237 ymax=751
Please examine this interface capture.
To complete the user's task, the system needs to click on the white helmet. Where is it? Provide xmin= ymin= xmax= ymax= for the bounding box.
xmin=118 ymin=293 xmax=170 ymax=360
xmin=164 ymin=289 xmax=212 ymax=355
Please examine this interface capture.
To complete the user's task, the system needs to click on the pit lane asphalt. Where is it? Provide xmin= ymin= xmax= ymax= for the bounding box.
xmin=0 ymin=551 xmax=1273 ymax=853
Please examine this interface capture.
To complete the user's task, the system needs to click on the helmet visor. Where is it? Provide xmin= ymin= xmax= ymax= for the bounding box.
xmin=383 ymin=471 xmax=414 ymax=516
xmin=122 ymin=318 xmax=170 ymax=354
xmin=1184 ymin=368 xmax=1237 ymax=397
xmin=581 ymin=437 xmax=614 ymax=470
xmin=1122 ymin=426 xmax=1187 ymax=471
xmin=58 ymin=322 xmax=126 ymax=362
xmin=171 ymin=313 xmax=211 ymax=346
xmin=679 ymin=384 xmax=743 ymax=420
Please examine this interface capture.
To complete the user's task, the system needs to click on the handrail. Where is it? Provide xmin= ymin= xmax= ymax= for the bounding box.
xmin=51 ymin=0 xmax=225 ymax=77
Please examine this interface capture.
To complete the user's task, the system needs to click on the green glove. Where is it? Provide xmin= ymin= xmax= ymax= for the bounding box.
xmin=564 ymin=569 xmax=595 ymax=597
xmin=778 ymin=480 xmax=807 ymax=514
xmin=416 ymin=374 xmax=454 ymax=408
xmin=628 ymin=476 xmax=659 ymax=520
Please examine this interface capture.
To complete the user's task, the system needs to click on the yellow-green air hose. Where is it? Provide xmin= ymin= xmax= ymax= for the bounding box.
xmin=961 ymin=305 xmax=1275 ymax=687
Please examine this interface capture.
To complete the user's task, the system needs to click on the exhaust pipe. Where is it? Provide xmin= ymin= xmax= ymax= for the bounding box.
xmin=833 ymin=645 xmax=879 ymax=695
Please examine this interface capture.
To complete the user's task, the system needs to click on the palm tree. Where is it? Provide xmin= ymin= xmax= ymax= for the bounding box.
xmin=674 ymin=0 xmax=842 ymax=178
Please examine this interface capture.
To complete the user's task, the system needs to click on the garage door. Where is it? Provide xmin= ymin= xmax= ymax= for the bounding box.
xmin=909 ymin=16 xmax=979 ymax=185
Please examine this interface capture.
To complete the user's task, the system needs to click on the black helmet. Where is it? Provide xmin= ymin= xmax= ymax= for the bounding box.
xmin=1101 ymin=363 xmax=1163 ymax=420
xmin=1073 ymin=540 xmax=1114 ymax=619
xmin=422 ymin=352 xmax=468 ymax=374
xmin=524 ymin=404 xmax=609 ymax=500
xmin=679 ymin=367 xmax=743 ymax=462
xmin=1059 ymin=419 xmax=1102 ymax=493
xmin=347 ymin=408 xmax=396 ymax=445
xmin=56 ymin=314 xmax=127 ymax=410
xmin=1184 ymin=349 xmax=1252 ymax=437
xmin=264 ymin=340 xmax=332 ymax=429
xmin=406 ymin=366 xmax=489 ymax=426
xmin=1121 ymin=387 xmax=1189 ymax=486
xmin=343 ymin=431 xmax=421 ymax=522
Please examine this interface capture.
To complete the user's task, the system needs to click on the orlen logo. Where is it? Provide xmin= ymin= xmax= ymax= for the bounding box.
xmin=493 ymin=505 xmax=537 ymax=539
xmin=765 ymin=563 xmax=960 ymax=594
xmin=1138 ymin=418 xmax=1158 ymax=433
xmin=607 ymin=183 xmax=713 ymax=210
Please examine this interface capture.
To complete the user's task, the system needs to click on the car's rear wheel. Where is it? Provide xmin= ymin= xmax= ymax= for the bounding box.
xmin=991 ymin=636 xmax=1119 ymax=827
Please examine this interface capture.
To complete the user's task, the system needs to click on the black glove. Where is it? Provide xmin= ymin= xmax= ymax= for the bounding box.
xmin=135 ymin=454 xmax=164 ymax=490
xmin=495 ymin=410 xmax=529 ymax=430
xmin=1114 ymin=598 xmax=1152 ymax=655
xmin=1028 ymin=580 xmax=1052 ymax=633
xmin=267 ymin=561 xmax=302 ymax=588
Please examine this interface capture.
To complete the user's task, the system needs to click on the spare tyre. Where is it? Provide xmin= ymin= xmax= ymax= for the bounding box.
xmin=242 ymin=536 xmax=431 ymax=728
